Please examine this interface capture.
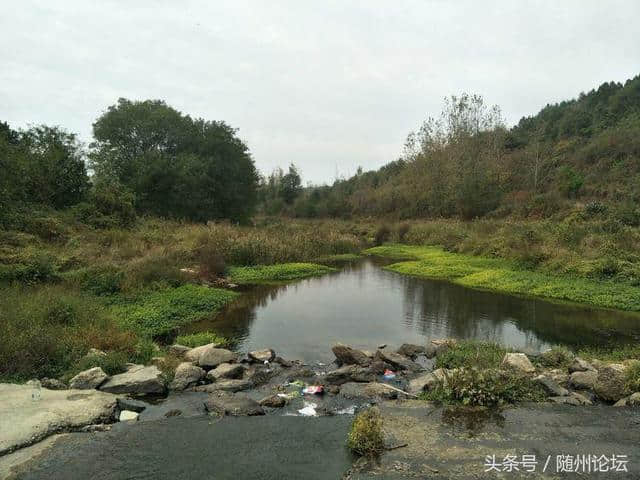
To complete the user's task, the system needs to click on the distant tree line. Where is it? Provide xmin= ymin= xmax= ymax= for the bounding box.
xmin=1 ymin=99 xmax=259 ymax=228
xmin=275 ymin=74 xmax=640 ymax=224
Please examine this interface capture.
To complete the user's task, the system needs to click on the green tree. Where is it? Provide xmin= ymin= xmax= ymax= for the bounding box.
xmin=91 ymin=98 xmax=258 ymax=222
xmin=280 ymin=164 xmax=302 ymax=204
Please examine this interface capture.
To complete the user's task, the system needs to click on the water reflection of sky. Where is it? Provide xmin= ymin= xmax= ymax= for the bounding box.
xmin=187 ymin=260 xmax=640 ymax=362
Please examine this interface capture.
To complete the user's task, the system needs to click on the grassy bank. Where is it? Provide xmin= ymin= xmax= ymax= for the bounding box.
xmin=365 ymin=244 xmax=640 ymax=311
xmin=228 ymin=263 xmax=336 ymax=284
xmin=0 ymin=214 xmax=365 ymax=382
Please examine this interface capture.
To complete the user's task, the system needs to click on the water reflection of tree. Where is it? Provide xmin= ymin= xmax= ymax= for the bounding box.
xmin=399 ymin=274 xmax=640 ymax=348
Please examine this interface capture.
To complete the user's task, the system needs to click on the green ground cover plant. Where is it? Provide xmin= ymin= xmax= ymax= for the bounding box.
xmin=228 ymin=262 xmax=336 ymax=284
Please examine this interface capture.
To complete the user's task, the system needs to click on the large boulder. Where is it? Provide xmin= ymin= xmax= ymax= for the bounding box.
xmin=535 ymin=375 xmax=569 ymax=397
xmin=324 ymin=365 xmax=375 ymax=385
xmin=568 ymin=357 xmax=595 ymax=373
xmin=501 ymin=353 xmax=535 ymax=374
xmin=375 ymin=350 xmax=421 ymax=371
xmin=69 ymin=367 xmax=109 ymax=390
xmin=204 ymin=393 xmax=264 ymax=416
xmin=396 ymin=344 xmax=427 ymax=359
xmin=169 ymin=362 xmax=205 ymax=391
xmin=167 ymin=344 xmax=191 ymax=357
xmin=207 ymin=362 xmax=245 ymax=381
xmin=195 ymin=379 xmax=253 ymax=393
xmin=0 ymin=384 xmax=118 ymax=455
xmin=594 ymin=363 xmax=628 ymax=402
xmin=331 ymin=344 xmax=371 ymax=366
xmin=40 ymin=378 xmax=67 ymax=390
xmin=100 ymin=365 xmax=165 ymax=395
xmin=198 ymin=347 xmax=237 ymax=369
xmin=259 ymin=394 xmax=287 ymax=408
xmin=569 ymin=370 xmax=598 ymax=390
xmin=248 ymin=349 xmax=276 ymax=363
xmin=184 ymin=343 xmax=236 ymax=367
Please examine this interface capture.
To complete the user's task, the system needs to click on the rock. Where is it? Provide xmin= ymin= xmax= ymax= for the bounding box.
xmin=40 ymin=378 xmax=67 ymax=390
xmin=535 ymin=375 xmax=569 ymax=397
xmin=613 ymin=397 xmax=629 ymax=407
xmin=100 ymin=366 xmax=165 ymax=395
xmin=368 ymin=359 xmax=387 ymax=374
xmin=259 ymin=394 xmax=287 ymax=408
xmin=501 ymin=353 xmax=535 ymax=374
xmin=331 ymin=343 xmax=371 ymax=366
xmin=248 ymin=349 xmax=276 ymax=363
xmin=169 ymin=363 xmax=206 ymax=391
xmin=184 ymin=343 xmax=229 ymax=364
xmin=375 ymin=350 xmax=421 ymax=371
xmin=197 ymin=347 xmax=237 ymax=369
xmin=117 ymin=397 xmax=147 ymax=413
xmin=167 ymin=344 xmax=191 ymax=357
xmin=363 ymin=382 xmax=400 ymax=400
xmin=165 ymin=409 xmax=183 ymax=417
xmin=397 ymin=344 xmax=426 ymax=359
xmin=69 ymin=367 xmax=109 ymax=390
xmin=325 ymin=365 xmax=375 ymax=385
xmin=196 ymin=379 xmax=253 ymax=393
xmin=207 ymin=362 xmax=245 ymax=381
xmin=568 ymin=357 xmax=595 ymax=373
xmin=0 ymin=384 xmax=118 ymax=455
xmin=629 ymin=392 xmax=640 ymax=406
xmin=549 ymin=392 xmax=592 ymax=406
xmin=377 ymin=344 xmax=387 ymax=349
xmin=286 ymin=367 xmax=316 ymax=382
xmin=327 ymin=385 xmax=340 ymax=395
xmin=594 ymin=363 xmax=628 ymax=402
xmin=204 ymin=393 xmax=265 ymax=416
xmin=408 ymin=373 xmax=439 ymax=395
xmin=569 ymin=370 xmax=598 ymax=390
xmin=427 ymin=339 xmax=457 ymax=358
xmin=274 ymin=356 xmax=294 ymax=368
xmin=119 ymin=410 xmax=139 ymax=422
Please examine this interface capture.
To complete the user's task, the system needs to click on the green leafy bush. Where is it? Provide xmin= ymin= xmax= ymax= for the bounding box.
xmin=538 ymin=346 xmax=575 ymax=368
xmin=435 ymin=341 xmax=507 ymax=370
xmin=625 ymin=361 xmax=640 ymax=393
xmin=347 ymin=407 xmax=385 ymax=457
xmin=228 ymin=263 xmax=335 ymax=284
xmin=63 ymin=351 xmax=129 ymax=381
xmin=423 ymin=368 xmax=545 ymax=407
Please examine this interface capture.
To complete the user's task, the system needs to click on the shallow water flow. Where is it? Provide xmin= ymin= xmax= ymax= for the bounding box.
xmin=189 ymin=259 xmax=640 ymax=363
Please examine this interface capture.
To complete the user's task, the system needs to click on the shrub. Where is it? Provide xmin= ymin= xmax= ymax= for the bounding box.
xmin=538 ymin=346 xmax=575 ymax=368
xmin=64 ymin=265 xmax=124 ymax=295
xmin=423 ymin=368 xmax=545 ymax=407
xmin=396 ymin=223 xmax=411 ymax=243
xmin=63 ymin=351 xmax=129 ymax=381
xmin=625 ymin=361 xmax=640 ymax=394
xmin=347 ymin=407 xmax=385 ymax=457
xmin=176 ymin=331 xmax=229 ymax=348
xmin=435 ymin=341 xmax=506 ymax=370
xmin=0 ymin=253 xmax=57 ymax=284
xmin=374 ymin=225 xmax=391 ymax=246
xmin=197 ymin=243 xmax=226 ymax=279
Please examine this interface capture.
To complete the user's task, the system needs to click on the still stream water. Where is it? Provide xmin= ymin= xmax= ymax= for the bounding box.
xmin=187 ymin=258 xmax=640 ymax=363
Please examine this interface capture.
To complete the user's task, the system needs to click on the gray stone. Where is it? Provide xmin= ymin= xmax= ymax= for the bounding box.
xmin=569 ymin=370 xmax=598 ymax=390
xmin=331 ymin=343 xmax=371 ymax=366
xmin=0 ymin=384 xmax=118 ymax=455
xmin=100 ymin=366 xmax=165 ymax=395
xmin=397 ymin=344 xmax=426 ymax=359
xmin=549 ymin=392 xmax=592 ymax=406
xmin=197 ymin=347 xmax=237 ymax=368
xmin=501 ymin=353 xmax=535 ymax=374
xmin=325 ymin=365 xmax=376 ymax=385
xmin=85 ymin=348 xmax=106 ymax=358
xmin=568 ymin=357 xmax=595 ymax=373
xmin=248 ymin=349 xmax=276 ymax=363
xmin=69 ymin=367 xmax=109 ymax=390
xmin=167 ymin=344 xmax=191 ymax=357
xmin=206 ymin=362 xmax=245 ymax=381
xmin=375 ymin=350 xmax=421 ymax=371
xmin=535 ymin=375 xmax=569 ymax=397
xmin=117 ymin=397 xmax=147 ymax=413
xmin=119 ymin=410 xmax=139 ymax=422
xmin=273 ymin=356 xmax=294 ymax=368
xmin=184 ymin=343 xmax=232 ymax=366
xmin=594 ymin=364 xmax=628 ymax=402
xmin=629 ymin=392 xmax=640 ymax=406
xmin=196 ymin=379 xmax=253 ymax=392
xmin=259 ymin=394 xmax=287 ymax=408
xmin=169 ymin=362 xmax=206 ymax=391
xmin=40 ymin=378 xmax=67 ymax=390
xmin=204 ymin=393 xmax=265 ymax=416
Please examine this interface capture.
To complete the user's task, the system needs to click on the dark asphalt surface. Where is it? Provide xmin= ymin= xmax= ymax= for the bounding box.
xmin=9 ymin=415 xmax=354 ymax=480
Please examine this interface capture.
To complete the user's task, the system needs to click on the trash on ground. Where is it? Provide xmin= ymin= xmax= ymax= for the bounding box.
xmin=335 ymin=405 xmax=356 ymax=415
xmin=298 ymin=402 xmax=318 ymax=416
xmin=302 ymin=385 xmax=324 ymax=395
xmin=383 ymin=369 xmax=396 ymax=380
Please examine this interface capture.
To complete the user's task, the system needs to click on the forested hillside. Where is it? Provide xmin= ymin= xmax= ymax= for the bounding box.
xmin=277 ymin=75 xmax=640 ymax=223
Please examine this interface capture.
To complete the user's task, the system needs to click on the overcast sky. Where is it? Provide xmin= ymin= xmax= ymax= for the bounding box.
xmin=2 ymin=1 xmax=639 ymax=184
